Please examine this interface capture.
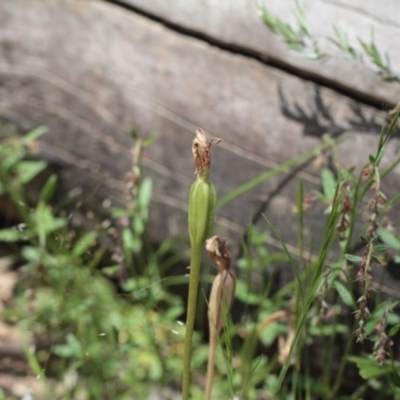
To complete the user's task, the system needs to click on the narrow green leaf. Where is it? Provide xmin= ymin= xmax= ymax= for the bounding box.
xmin=0 ymin=228 xmax=25 ymax=242
xmin=259 ymin=5 xmax=278 ymax=32
xmin=40 ymin=174 xmax=57 ymax=202
xmin=122 ymin=228 xmax=135 ymax=252
xmin=138 ymin=178 xmax=153 ymax=209
xmin=17 ymin=161 xmax=47 ymax=184
xmin=370 ymin=42 xmax=383 ymax=68
xmin=298 ymin=49 xmax=324 ymax=60
xmin=348 ymin=356 xmax=390 ymax=379
xmin=371 ymin=255 xmax=381 ymax=264
xmin=296 ymin=180 xmax=304 ymax=255
xmin=389 ymin=368 xmax=400 ymax=388
xmin=143 ymin=133 xmax=157 ymax=147
xmin=295 ymin=1 xmax=312 ymax=38
xmin=309 ymin=323 xmax=348 ymax=336
xmin=22 ymin=126 xmax=48 ymax=143
xmin=359 ymin=235 xmax=369 ymax=244
xmin=130 ymin=128 xmax=138 ymax=140
xmin=321 ymin=168 xmax=336 ymax=201
xmin=375 ymin=147 xmax=385 ymax=166
xmin=334 ymin=280 xmax=355 ymax=307
xmin=72 ymin=231 xmax=97 ymax=258
xmin=122 ymin=228 xmax=141 ymax=253
xmin=389 ymin=324 xmax=400 ymax=337
xmin=378 ymin=228 xmax=400 ymax=250
xmin=34 ymin=203 xmax=66 ymax=245
xmin=344 ymin=254 xmax=363 ymax=263
xmin=21 ymin=246 xmax=42 ymax=263
xmin=133 ymin=216 xmax=145 ymax=235
xmin=373 ymin=244 xmax=390 ymax=252
xmin=101 ymin=265 xmax=121 ymax=277
xmin=53 ymin=334 xmax=83 ymax=358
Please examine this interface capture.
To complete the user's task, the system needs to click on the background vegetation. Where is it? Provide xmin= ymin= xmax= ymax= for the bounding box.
xmin=0 ymin=107 xmax=400 ymax=399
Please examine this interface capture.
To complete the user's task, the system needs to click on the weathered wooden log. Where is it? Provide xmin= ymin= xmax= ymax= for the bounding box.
xmin=118 ymin=0 xmax=400 ymax=106
xmin=0 ymin=0 xmax=399 ymax=298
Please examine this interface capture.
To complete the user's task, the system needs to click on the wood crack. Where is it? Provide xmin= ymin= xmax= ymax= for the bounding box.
xmin=103 ymin=0 xmax=396 ymax=110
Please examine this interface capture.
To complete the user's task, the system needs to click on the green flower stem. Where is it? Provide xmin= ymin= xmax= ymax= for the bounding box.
xmin=182 ymin=170 xmax=217 ymax=399
xmin=182 ymin=240 xmax=203 ymax=400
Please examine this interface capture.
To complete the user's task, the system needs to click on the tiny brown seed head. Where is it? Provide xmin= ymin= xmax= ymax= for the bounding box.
xmin=192 ymin=128 xmax=221 ymax=177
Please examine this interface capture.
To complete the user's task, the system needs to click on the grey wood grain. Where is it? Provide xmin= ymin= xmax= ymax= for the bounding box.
xmin=119 ymin=0 xmax=400 ymax=106
xmin=0 ymin=0 xmax=399 ymax=296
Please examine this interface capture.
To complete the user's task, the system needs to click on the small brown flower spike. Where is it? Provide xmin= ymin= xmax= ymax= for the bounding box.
xmin=192 ymin=129 xmax=221 ymax=177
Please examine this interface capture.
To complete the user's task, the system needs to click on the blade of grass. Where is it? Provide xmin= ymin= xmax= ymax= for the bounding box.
xmin=273 ymin=183 xmax=342 ymax=395
xmin=217 ymin=140 xmax=336 ymax=210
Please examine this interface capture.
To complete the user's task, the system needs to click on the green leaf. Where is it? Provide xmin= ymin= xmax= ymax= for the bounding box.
xmin=378 ymin=228 xmax=400 ymax=250
xmin=375 ymin=147 xmax=385 ymax=166
xmin=40 ymin=174 xmax=57 ymax=202
xmin=370 ymin=42 xmax=384 ymax=68
xmin=389 ymin=366 xmax=400 ymax=388
xmin=277 ymin=20 xmax=299 ymax=45
xmin=348 ymin=356 xmax=391 ymax=379
xmin=259 ymin=320 xmax=286 ymax=346
xmin=334 ymin=280 xmax=355 ymax=307
xmin=309 ymin=323 xmax=348 ymax=336
xmin=21 ymin=246 xmax=42 ymax=263
xmin=389 ymin=324 xmax=400 ymax=336
xmin=296 ymin=3 xmax=312 ymax=38
xmin=72 ymin=231 xmax=97 ymax=258
xmin=321 ymin=168 xmax=336 ymax=200
xmin=345 ymin=254 xmax=363 ymax=263
xmin=371 ymin=255 xmax=380 ymax=265
xmin=110 ymin=207 xmax=127 ymax=219
xmin=133 ymin=216 xmax=145 ymax=235
xmin=332 ymin=24 xmax=356 ymax=57
xmin=138 ymin=178 xmax=152 ymax=209
xmin=143 ymin=133 xmax=157 ymax=147
xmin=373 ymin=244 xmax=390 ymax=252
xmin=101 ymin=265 xmax=121 ymax=277
xmin=53 ymin=334 xmax=83 ymax=358
xmin=22 ymin=126 xmax=48 ymax=143
xmin=34 ymin=203 xmax=66 ymax=246
xmin=122 ymin=228 xmax=141 ymax=253
xmin=0 ymin=228 xmax=25 ymax=242
xmin=359 ymin=235 xmax=369 ymax=244
xmin=130 ymin=128 xmax=138 ymax=140
xmin=298 ymin=49 xmax=324 ymax=60
xmin=259 ymin=5 xmax=278 ymax=32
xmin=235 ymin=280 xmax=262 ymax=305
xmin=17 ymin=161 xmax=47 ymax=184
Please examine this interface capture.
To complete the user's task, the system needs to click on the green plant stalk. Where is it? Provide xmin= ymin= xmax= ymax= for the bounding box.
xmin=182 ymin=169 xmax=217 ymax=400
xmin=331 ymin=118 xmax=400 ymax=396
xmin=24 ymin=342 xmax=55 ymax=400
xmin=273 ymin=184 xmax=342 ymax=395
xmin=344 ymin=109 xmax=400 ymax=255
xmin=204 ymin=327 xmax=217 ymax=400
